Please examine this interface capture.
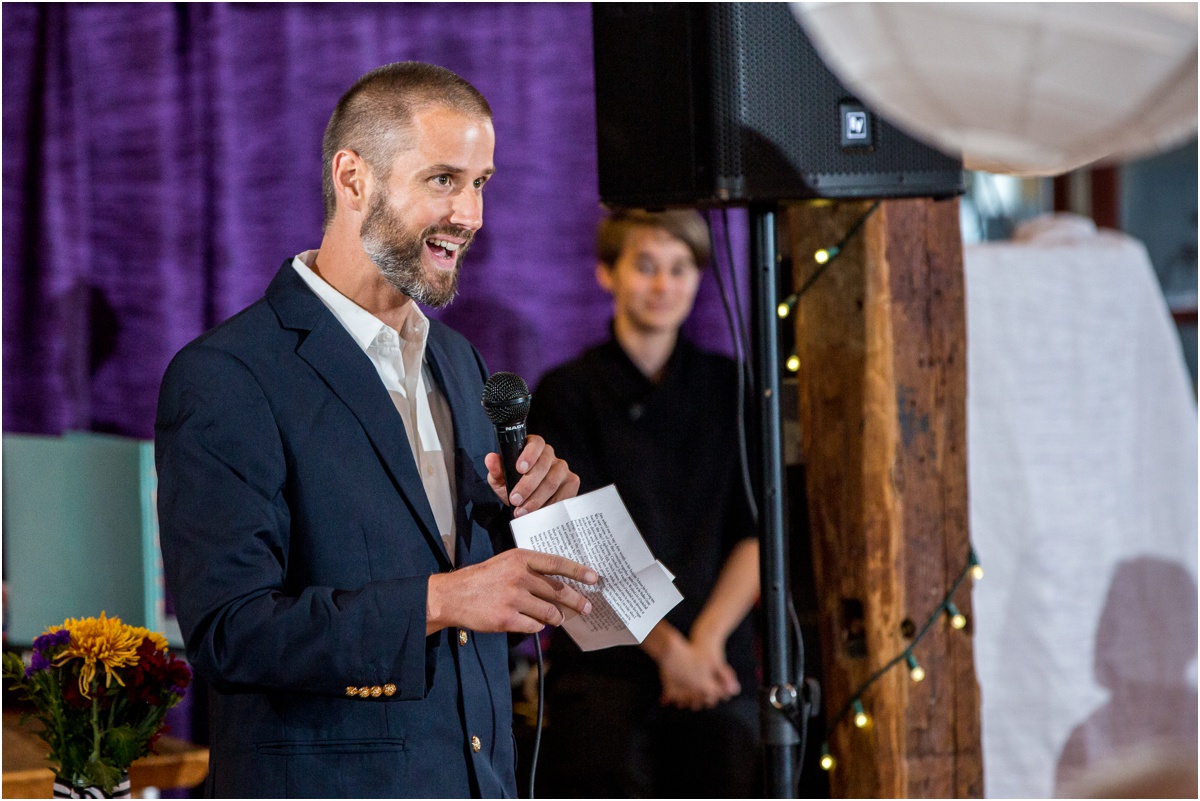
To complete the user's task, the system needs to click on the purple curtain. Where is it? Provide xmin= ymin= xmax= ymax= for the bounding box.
xmin=3 ymin=2 xmax=750 ymax=439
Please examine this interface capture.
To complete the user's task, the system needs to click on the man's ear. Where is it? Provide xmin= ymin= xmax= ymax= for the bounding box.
xmin=331 ymin=149 xmax=371 ymax=216
xmin=595 ymin=262 xmax=615 ymax=294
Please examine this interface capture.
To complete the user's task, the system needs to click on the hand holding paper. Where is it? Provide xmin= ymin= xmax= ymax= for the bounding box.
xmin=509 ymin=484 xmax=683 ymax=650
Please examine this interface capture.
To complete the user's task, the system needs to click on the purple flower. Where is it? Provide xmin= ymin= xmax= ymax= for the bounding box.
xmin=32 ymin=629 xmax=70 ymax=651
xmin=24 ymin=629 xmax=69 ymax=677
xmin=25 ymin=649 xmax=51 ymax=677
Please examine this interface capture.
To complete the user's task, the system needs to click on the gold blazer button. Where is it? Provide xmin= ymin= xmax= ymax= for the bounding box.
xmin=370 ymin=686 xmax=383 ymax=697
xmin=358 ymin=686 xmax=371 ymax=697
xmin=471 ymin=735 xmax=482 ymax=753
xmin=345 ymin=686 xmax=359 ymax=697
xmin=383 ymin=684 xmax=397 ymax=696
xmin=458 ymin=629 xmax=469 ymax=646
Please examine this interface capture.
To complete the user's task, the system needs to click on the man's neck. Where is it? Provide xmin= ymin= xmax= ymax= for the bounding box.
xmin=613 ymin=316 xmax=677 ymax=383
xmin=311 ymin=229 xmax=414 ymax=331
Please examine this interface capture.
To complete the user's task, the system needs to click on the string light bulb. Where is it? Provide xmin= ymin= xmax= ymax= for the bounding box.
xmin=792 ymin=203 xmax=878 ymax=304
xmin=969 ymin=550 xmax=984 ymax=581
xmin=821 ymin=542 xmax=982 ymax=749
xmin=786 ymin=352 xmax=801 ymax=372
xmin=905 ymin=652 xmax=926 ymax=682
xmin=820 ymin=743 xmax=836 ymax=771
xmin=778 ymin=293 xmax=798 ymax=319
xmin=813 ymin=245 xmax=840 ymax=265
xmin=852 ymin=699 xmax=870 ymax=728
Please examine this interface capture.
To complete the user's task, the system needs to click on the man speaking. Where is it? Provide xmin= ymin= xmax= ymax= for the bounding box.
xmin=155 ymin=62 xmax=597 ymax=798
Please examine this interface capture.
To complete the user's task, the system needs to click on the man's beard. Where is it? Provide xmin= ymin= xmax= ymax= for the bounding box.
xmin=360 ymin=191 xmax=471 ymax=309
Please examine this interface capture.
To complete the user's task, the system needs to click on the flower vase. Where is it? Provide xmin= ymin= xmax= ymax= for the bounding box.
xmin=52 ymin=772 xmax=131 ymax=799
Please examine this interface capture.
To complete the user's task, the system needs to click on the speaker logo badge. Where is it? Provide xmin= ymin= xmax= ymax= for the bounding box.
xmin=846 ymin=112 xmax=867 ymax=138
xmin=840 ymin=101 xmax=874 ymax=150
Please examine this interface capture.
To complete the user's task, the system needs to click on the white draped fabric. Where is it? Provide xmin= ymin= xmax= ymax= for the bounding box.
xmin=965 ymin=214 xmax=1197 ymax=797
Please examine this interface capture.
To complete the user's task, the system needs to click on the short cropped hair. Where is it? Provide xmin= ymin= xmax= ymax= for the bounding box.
xmin=596 ymin=209 xmax=712 ymax=270
xmin=321 ymin=62 xmax=492 ymax=229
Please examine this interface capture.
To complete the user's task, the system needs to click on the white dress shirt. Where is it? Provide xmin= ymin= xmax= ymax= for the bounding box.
xmin=292 ymin=251 xmax=458 ymax=564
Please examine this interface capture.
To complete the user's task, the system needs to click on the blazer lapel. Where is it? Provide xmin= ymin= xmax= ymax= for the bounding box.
xmin=425 ymin=330 xmax=482 ymax=559
xmin=264 ymin=262 xmax=451 ymax=569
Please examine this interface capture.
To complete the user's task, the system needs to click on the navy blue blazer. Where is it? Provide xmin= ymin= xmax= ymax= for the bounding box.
xmin=156 ymin=261 xmax=516 ymax=798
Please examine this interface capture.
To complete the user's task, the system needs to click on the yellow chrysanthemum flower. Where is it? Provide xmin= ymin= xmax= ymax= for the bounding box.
xmin=53 ymin=612 xmax=145 ymax=698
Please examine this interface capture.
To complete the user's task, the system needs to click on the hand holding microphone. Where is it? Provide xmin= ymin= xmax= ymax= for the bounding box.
xmin=421 ymin=372 xmax=593 ymax=638
xmin=482 ymin=371 xmax=580 ymax=516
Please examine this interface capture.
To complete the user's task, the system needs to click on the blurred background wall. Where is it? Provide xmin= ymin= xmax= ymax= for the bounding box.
xmin=2 ymin=2 xmax=751 ymax=441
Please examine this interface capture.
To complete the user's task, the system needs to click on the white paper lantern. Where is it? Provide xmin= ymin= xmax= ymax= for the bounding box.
xmin=790 ymin=2 xmax=1198 ymax=176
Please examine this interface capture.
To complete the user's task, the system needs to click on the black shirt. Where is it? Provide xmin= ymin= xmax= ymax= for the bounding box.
xmin=528 ymin=334 xmax=758 ymax=690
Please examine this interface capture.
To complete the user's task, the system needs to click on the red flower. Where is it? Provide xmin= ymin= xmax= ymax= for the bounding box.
xmin=62 ymin=679 xmax=91 ymax=709
xmin=123 ymin=637 xmax=191 ymax=707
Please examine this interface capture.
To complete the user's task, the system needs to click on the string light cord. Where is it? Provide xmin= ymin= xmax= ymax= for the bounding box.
xmin=820 ymin=547 xmax=980 ymax=769
xmin=784 ymin=201 xmax=881 ymax=311
xmin=779 ymin=201 xmax=881 ymax=373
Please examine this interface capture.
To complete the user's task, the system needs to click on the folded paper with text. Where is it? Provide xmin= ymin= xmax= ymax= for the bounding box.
xmin=509 ymin=484 xmax=682 ymax=651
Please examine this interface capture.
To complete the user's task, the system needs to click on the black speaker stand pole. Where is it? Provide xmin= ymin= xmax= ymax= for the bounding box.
xmin=749 ymin=202 xmax=801 ymax=798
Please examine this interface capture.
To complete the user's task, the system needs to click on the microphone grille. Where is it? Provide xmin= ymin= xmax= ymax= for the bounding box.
xmin=482 ymin=371 xmax=531 ymax=426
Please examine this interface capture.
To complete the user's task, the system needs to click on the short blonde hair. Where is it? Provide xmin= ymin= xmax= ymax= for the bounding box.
xmin=597 ymin=209 xmax=711 ymax=270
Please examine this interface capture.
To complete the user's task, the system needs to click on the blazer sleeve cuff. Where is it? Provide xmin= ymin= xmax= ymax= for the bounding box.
xmin=369 ymin=576 xmax=438 ymax=701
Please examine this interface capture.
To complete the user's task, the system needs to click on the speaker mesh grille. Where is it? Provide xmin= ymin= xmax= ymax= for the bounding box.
xmin=711 ymin=3 xmax=960 ymax=192
xmin=593 ymin=3 xmax=963 ymax=205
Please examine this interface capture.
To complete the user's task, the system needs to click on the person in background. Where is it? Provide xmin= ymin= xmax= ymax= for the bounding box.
xmin=155 ymin=61 xmax=597 ymax=798
xmin=528 ymin=209 xmax=762 ymax=798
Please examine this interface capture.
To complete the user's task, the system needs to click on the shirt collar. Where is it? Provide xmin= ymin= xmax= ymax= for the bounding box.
xmin=291 ymin=250 xmax=430 ymax=352
xmin=604 ymin=319 xmax=693 ymax=388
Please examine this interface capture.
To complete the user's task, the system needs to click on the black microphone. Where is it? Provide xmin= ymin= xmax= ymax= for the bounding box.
xmin=481 ymin=371 xmax=532 ymax=498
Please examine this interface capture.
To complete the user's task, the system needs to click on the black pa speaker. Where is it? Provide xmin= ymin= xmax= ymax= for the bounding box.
xmin=593 ymin=3 xmax=965 ymax=208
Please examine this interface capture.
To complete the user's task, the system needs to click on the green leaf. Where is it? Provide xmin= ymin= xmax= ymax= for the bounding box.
xmin=58 ymin=738 xmax=91 ymax=782
xmin=81 ymin=757 xmax=123 ymax=796
xmin=3 ymin=651 xmax=27 ymax=682
xmin=102 ymin=725 xmax=144 ymax=767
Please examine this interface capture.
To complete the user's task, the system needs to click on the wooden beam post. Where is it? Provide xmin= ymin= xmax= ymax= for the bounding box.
xmin=788 ymin=198 xmax=983 ymax=798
